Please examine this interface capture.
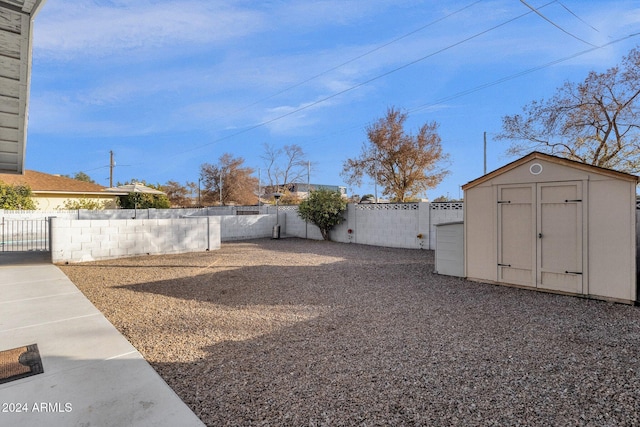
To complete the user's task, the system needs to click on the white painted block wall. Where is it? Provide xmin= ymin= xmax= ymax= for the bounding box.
xmin=283 ymin=203 xmax=459 ymax=250
xmin=6 ymin=203 xmax=464 ymax=262
xmin=284 ymin=212 xmax=324 ymax=240
xmin=50 ymin=217 xmax=221 ymax=263
xmin=221 ymin=214 xmax=280 ymax=241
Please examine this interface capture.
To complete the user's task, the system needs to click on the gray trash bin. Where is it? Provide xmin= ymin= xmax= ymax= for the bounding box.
xmin=272 ymin=224 xmax=281 ymax=239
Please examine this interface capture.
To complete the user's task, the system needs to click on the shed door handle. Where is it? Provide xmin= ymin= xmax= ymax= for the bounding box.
xmin=538 ymin=233 xmax=543 ymax=238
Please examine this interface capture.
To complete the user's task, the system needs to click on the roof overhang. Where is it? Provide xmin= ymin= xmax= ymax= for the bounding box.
xmin=0 ymin=0 xmax=47 ymax=174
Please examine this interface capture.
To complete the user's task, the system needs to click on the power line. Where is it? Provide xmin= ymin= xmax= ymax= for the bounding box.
xmin=410 ymin=31 xmax=640 ymax=114
xmin=216 ymin=0 xmax=484 ymax=120
xmin=558 ymin=1 xmax=600 ymax=33
xmin=146 ymin=2 xmax=637 ymax=183
xmin=298 ymin=31 xmax=640 ymax=147
xmin=519 ymin=0 xmax=597 ymax=47
xmin=180 ymin=1 xmax=556 ymax=156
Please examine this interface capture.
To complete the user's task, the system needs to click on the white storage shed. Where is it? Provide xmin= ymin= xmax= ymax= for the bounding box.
xmin=462 ymin=152 xmax=639 ymax=304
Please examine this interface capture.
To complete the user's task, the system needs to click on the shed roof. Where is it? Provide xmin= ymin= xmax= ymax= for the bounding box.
xmin=462 ymin=151 xmax=639 ymax=190
xmin=0 ymin=170 xmax=110 ymax=194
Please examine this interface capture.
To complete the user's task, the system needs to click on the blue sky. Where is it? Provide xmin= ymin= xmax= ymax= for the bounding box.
xmin=27 ymin=0 xmax=640 ymax=200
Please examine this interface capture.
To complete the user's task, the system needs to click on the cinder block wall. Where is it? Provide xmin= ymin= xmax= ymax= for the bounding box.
xmin=283 ymin=203 xmax=463 ymax=250
xmin=50 ymin=217 xmax=221 ymax=263
xmin=6 ymin=203 xmax=464 ymax=260
xmin=284 ymin=212 xmax=323 ymax=240
xmin=221 ymin=214 xmax=280 ymax=241
xmin=350 ymin=205 xmax=423 ymax=249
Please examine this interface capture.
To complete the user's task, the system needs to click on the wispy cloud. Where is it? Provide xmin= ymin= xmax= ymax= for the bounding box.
xmin=270 ymin=0 xmax=413 ymax=30
xmin=34 ymin=0 xmax=265 ymax=59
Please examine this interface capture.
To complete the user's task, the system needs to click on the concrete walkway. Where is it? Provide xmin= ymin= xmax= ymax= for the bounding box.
xmin=0 ymin=258 xmax=204 ymax=427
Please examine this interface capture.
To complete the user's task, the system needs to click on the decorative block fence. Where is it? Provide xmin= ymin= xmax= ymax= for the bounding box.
xmin=283 ymin=202 xmax=463 ymax=249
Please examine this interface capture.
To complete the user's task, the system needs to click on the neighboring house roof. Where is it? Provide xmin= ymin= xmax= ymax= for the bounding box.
xmin=462 ymin=151 xmax=640 ymax=190
xmin=105 ymin=183 xmax=166 ymax=195
xmin=0 ymin=170 xmax=114 ymax=195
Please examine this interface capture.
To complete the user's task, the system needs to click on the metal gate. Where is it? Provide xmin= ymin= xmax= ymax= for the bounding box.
xmin=0 ymin=217 xmax=50 ymax=252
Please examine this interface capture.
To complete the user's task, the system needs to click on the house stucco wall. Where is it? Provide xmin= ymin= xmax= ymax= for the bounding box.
xmin=33 ymin=194 xmax=119 ymax=210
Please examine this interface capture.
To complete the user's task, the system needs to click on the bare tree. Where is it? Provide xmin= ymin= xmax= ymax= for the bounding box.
xmin=261 ymin=143 xmax=310 ymax=192
xmin=201 ymin=154 xmax=258 ymax=205
xmin=497 ymin=47 xmax=640 ymax=173
xmin=341 ymin=107 xmax=449 ymax=202
xmin=186 ymin=181 xmax=200 ymax=206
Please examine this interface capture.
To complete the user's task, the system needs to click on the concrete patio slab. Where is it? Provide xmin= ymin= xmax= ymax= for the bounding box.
xmin=0 ymin=263 xmax=204 ymax=427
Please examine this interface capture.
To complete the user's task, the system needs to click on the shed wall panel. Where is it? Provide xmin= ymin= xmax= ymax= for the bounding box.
xmin=587 ymin=179 xmax=635 ymax=301
xmin=464 ymin=185 xmax=496 ymax=281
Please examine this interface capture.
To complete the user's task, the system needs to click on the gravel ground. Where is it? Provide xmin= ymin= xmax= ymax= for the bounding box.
xmin=60 ymin=238 xmax=640 ymax=426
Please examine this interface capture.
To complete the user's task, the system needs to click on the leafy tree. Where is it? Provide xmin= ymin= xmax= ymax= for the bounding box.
xmin=297 ymin=189 xmax=347 ymax=241
xmin=341 ymin=107 xmax=449 ymax=202
xmin=497 ymin=47 xmax=640 ymax=173
xmin=162 ymin=180 xmax=192 ymax=207
xmin=74 ymin=172 xmax=95 ymax=183
xmin=117 ymin=180 xmax=171 ymax=209
xmin=201 ymin=153 xmax=258 ymax=206
xmin=62 ymin=198 xmax=107 ymax=210
xmin=276 ymin=191 xmax=302 ymax=205
xmin=0 ymin=181 xmax=36 ymax=209
xmin=62 ymin=172 xmax=96 ymax=183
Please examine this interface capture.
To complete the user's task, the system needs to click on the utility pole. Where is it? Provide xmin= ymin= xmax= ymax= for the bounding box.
xmin=109 ymin=150 xmax=114 ymax=187
xmin=374 ymin=162 xmax=378 ymax=203
xmin=306 ymin=160 xmax=310 ymax=239
xmin=483 ymin=132 xmax=487 ymax=175
xmin=219 ymin=170 xmax=223 ymax=205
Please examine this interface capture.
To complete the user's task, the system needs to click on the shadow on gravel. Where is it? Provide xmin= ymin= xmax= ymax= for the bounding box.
xmin=61 ymin=238 xmax=640 ymax=426
xmin=97 ymin=238 xmax=439 ymax=308
xmin=151 ymin=285 xmax=640 ymax=426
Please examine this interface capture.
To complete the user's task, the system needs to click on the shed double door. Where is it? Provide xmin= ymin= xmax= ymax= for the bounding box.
xmin=497 ymin=182 xmax=583 ymax=294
